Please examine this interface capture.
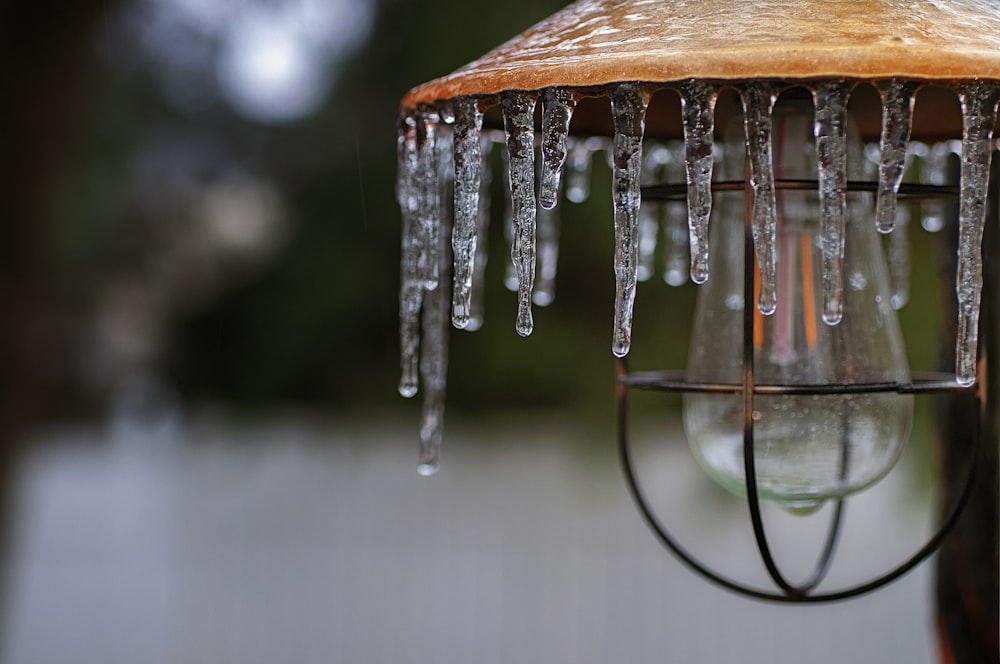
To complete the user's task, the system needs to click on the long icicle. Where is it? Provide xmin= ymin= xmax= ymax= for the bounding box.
xmin=398 ymin=118 xmax=423 ymax=398
xmin=742 ymin=81 xmax=778 ymax=315
xmin=539 ymin=88 xmax=575 ymax=210
xmin=680 ymin=81 xmax=718 ymax=284
xmin=875 ymin=80 xmax=918 ymax=234
xmin=813 ymin=80 xmax=851 ymax=325
xmin=610 ymin=83 xmax=648 ymax=358
xmin=955 ymin=81 xmax=1000 ymax=385
xmin=502 ymin=92 xmax=538 ymax=337
xmin=418 ymin=206 xmax=452 ymax=475
xmin=450 ymin=97 xmax=484 ymax=329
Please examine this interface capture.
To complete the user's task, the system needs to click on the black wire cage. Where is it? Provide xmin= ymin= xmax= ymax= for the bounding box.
xmin=617 ymin=165 xmax=989 ymax=602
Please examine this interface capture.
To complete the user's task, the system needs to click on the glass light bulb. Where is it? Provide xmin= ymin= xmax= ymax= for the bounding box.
xmin=682 ymin=101 xmax=913 ymax=515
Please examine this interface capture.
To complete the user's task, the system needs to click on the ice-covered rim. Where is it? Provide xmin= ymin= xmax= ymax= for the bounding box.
xmin=398 ymin=76 xmax=1000 ymax=472
xmin=400 ymin=0 xmax=1000 ymax=113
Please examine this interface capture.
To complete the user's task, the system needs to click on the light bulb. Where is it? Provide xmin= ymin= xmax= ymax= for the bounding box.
xmin=682 ymin=100 xmax=913 ymax=514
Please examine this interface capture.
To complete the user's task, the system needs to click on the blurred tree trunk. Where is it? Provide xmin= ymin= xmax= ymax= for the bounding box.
xmin=0 ymin=0 xmax=119 ymax=635
xmin=934 ymin=158 xmax=1000 ymax=663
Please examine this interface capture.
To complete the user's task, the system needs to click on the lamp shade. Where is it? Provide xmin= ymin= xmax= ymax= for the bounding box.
xmin=401 ymin=0 xmax=1000 ymax=115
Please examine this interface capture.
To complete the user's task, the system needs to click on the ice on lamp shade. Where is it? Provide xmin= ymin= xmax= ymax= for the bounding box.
xmin=397 ymin=76 xmax=1000 ymax=474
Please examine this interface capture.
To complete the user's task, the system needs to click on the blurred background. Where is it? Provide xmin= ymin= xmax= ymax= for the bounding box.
xmin=0 ymin=0 xmax=954 ymax=661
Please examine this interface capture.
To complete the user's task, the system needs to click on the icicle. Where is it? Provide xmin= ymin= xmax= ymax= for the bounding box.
xmin=954 ymin=82 xmax=999 ymax=385
xmin=450 ymin=97 xmax=484 ymax=329
xmin=813 ymin=80 xmax=852 ymax=325
xmin=418 ymin=209 xmax=452 ymax=475
xmin=539 ymin=88 xmax=575 ymax=210
xmin=741 ymin=81 xmax=778 ymax=315
xmin=566 ymin=136 xmax=601 ymax=203
xmin=875 ymin=80 xmax=918 ymax=234
xmin=502 ymin=92 xmax=538 ymax=337
xmin=534 ymin=203 xmax=560 ymax=305
xmin=466 ymin=136 xmax=493 ymax=331
xmin=415 ymin=109 xmax=443 ymax=291
xmin=679 ymin=81 xmax=718 ymax=285
xmin=888 ymin=205 xmax=910 ymax=309
xmin=609 ymin=83 xmax=648 ymax=358
xmin=398 ymin=118 xmax=423 ymax=398
xmin=638 ymin=144 xmax=669 ymax=281
xmin=662 ymin=142 xmax=689 ymax=286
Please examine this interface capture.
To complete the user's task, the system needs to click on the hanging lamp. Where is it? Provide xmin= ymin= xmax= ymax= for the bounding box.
xmin=395 ymin=0 xmax=1000 ymax=604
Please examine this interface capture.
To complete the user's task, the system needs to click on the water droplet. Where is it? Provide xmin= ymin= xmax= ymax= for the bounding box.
xmin=781 ymin=499 xmax=824 ymax=516
xmin=417 ymin=459 xmax=440 ymax=476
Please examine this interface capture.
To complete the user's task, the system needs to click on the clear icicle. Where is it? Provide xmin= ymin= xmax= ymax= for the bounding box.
xmin=813 ymin=80 xmax=851 ymax=325
xmin=418 ymin=212 xmax=452 ymax=475
xmin=638 ymin=144 xmax=670 ymax=282
xmin=415 ymin=110 xmax=443 ymax=291
xmin=539 ymin=88 xmax=575 ymax=210
xmin=610 ymin=83 xmax=648 ymax=358
xmin=534 ymin=203 xmax=560 ymax=305
xmin=398 ymin=119 xmax=423 ymax=398
xmin=566 ymin=136 xmax=601 ymax=203
xmin=742 ymin=82 xmax=778 ymax=315
xmin=680 ymin=81 xmax=718 ymax=284
xmin=502 ymin=91 xmax=538 ymax=337
xmin=450 ymin=97 xmax=484 ymax=329
xmin=888 ymin=205 xmax=910 ymax=310
xmin=467 ymin=136 xmax=493 ymax=331
xmin=663 ymin=142 xmax=689 ymax=286
xmin=875 ymin=80 xmax=917 ymax=234
xmin=954 ymin=82 xmax=999 ymax=385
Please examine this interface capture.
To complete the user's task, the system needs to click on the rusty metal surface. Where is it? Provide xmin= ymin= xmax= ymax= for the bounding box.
xmin=402 ymin=0 xmax=1000 ymax=113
